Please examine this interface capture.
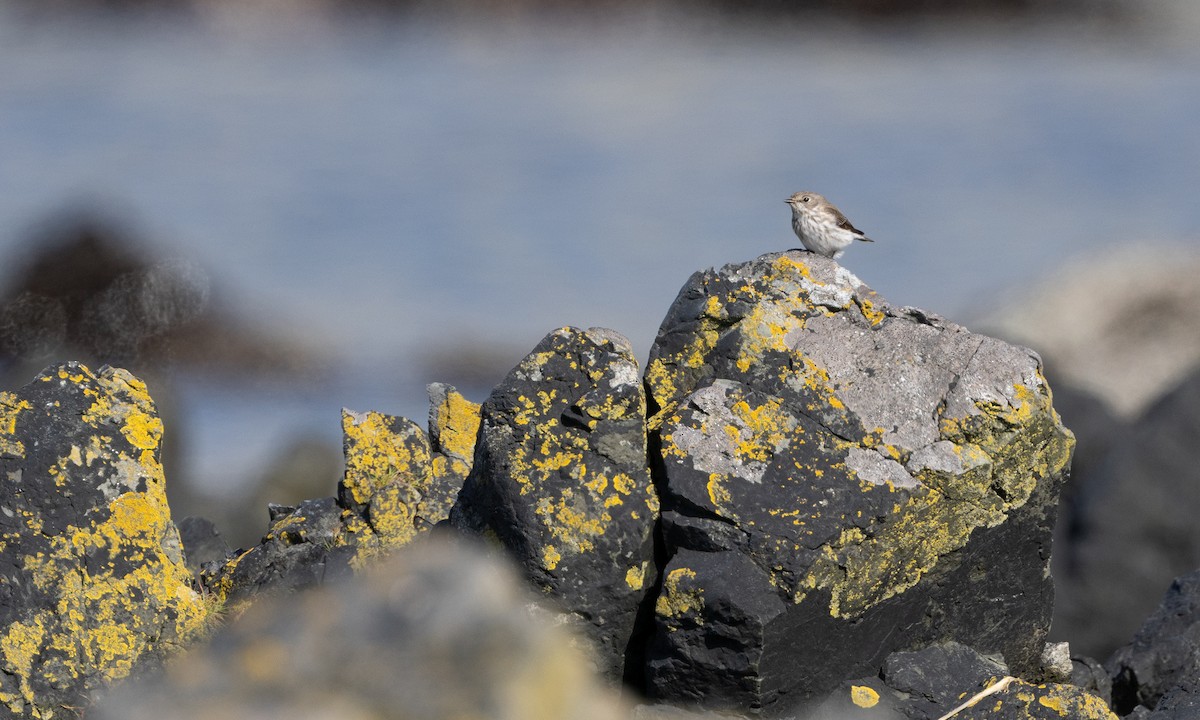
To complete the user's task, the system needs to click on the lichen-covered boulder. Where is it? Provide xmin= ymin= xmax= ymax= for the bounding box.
xmin=338 ymin=384 xmax=481 ymax=558
xmin=204 ymin=385 xmax=482 ymax=602
xmin=339 ymin=408 xmax=436 ymax=550
xmin=95 ymin=535 xmax=633 ymax=720
xmin=643 ymin=253 xmax=1074 ymax=713
xmin=0 ymin=362 xmax=207 ymax=717
xmin=451 ymin=326 xmax=659 ymax=678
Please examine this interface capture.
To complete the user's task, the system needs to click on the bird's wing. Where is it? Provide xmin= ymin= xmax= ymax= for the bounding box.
xmin=831 ymin=206 xmax=868 ymax=237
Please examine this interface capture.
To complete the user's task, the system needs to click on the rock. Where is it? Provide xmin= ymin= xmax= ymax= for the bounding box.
xmin=204 ymin=384 xmax=481 ymax=603
xmin=95 ymin=534 xmax=632 ymax=720
xmin=643 ymin=252 xmax=1074 ymax=713
xmin=881 ymin=642 xmax=1009 ymax=718
xmin=817 ymin=642 xmax=1114 ymax=720
xmin=1039 ymin=641 xmax=1073 ymax=683
xmin=202 ymin=496 xmax=356 ymax=604
xmin=176 ymin=515 xmax=231 ymax=572
xmin=339 ymin=384 xmax=481 ymax=560
xmin=0 ymin=362 xmax=207 ymax=717
xmin=0 ymin=212 xmax=331 ymax=379
xmin=1107 ymin=568 xmax=1200 ymax=716
xmin=1144 ymin=684 xmax=1200 ymax=719
xmin=451 ymin=326 xmax=659 ymax=679
xmin=1070 ymin=655 xmax=1112 ymax=707
xmin=338 ymin=407 xmax=437 ymax=550
xmin=426 ymin=382 xmax=481 ymax=508
xmin=1060 ymin=365 xmax=1200 ymax=659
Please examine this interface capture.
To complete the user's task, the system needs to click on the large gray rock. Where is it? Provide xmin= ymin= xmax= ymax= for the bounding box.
xmin=642 ymin=252 xmax=1074 ymax=714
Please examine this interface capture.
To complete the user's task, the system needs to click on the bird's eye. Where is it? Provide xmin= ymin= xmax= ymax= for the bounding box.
xmin=801 ymin=196 xmax=811 ymax=203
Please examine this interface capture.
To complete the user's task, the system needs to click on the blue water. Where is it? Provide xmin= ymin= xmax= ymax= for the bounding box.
xmin=2 ymin=7 xmax=1199 ymax=495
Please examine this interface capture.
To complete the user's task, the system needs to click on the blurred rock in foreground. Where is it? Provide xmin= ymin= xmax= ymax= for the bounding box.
xmin=95 ymin=534 xmax=634 ymax=720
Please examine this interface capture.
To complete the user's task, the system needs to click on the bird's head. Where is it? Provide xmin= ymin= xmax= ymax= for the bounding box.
xmin=785 ymin=191 xmax=824 ymax=212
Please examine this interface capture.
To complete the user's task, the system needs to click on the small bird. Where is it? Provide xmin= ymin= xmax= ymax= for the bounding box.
xmin=785 ymin=191 xmax=874 ymax=259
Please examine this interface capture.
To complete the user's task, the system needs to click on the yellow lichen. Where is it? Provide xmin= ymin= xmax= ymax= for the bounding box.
xmin=0 ymin=393 xmax=31 ymax=458
xmin=706 ymin=474 xmax=734 ymax=517
xmin=625 ymin=562 xmax=648 ymax=590
xmin=850 ymin=685 xmax=880 ymax=708
xmin=431 ymin=389 xmax=482 ymax=461
xmin=1 ymin=366 xmax=208 ymax=716
xmin=655 ymin=567 xmax=703 ymax=618
xmin=341 ymin=410 xmax=431 ymax=507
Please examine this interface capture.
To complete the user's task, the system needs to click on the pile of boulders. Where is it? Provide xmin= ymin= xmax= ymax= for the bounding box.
xmin=8 ymin=250 xmax=1185 ymax=719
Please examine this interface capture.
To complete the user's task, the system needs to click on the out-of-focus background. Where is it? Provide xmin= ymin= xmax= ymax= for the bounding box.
xmin=2 ymin=0 xmax=1199 ymax=661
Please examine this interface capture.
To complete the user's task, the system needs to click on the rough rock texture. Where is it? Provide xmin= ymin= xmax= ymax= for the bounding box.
xmin=95 ymin=535 xmax=633 ymax=720
xmin=1108 ymin=568 xmax=1200 ymax=716
xmin=339 ymin=383 xmax=480 ymax=559
xmin=451 ymin=326 xmax=659 ymax=679
xmin=0 ymin=362 xmax=207 ymax=717
xmin=643 ymin=253 xmax=1074 ymax=713
xmin=202 ymin=496 xmax=356 ymax=604
xmin=339 ymin=408 xmax=439 ymax=552
xmin=816 ymin=642 xmax=1114 ymax=720
xmin=1056 ymin=365 xmax=1200 ymax=659
xmin=204 ymin=384 xmax=481 ymax=603
xmin=1071 ymin=655 xmax=1112 ymax=708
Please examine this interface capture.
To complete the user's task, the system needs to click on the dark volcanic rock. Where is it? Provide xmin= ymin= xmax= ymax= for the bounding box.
xmin=1059 ymin=365 xmax=1200 ymax=659
xmin=176 ymin=515 xmax=231 ymax=572
xmin=1108 ymin=568 xmax=1200 ymax=716
xmin=818 ymin=642 xmax=1113 ymax=720
xmin=0 ymin=362 xmax=206 ymax=716
xmin=1071 ymin=654 xmax=1112 ymax=707
xmin=881 ymin=642 xmax=1009 ymax=718
xmin=642 ymin=252 xmax=1074 ymax=714
xmin=203 ymin=496 xmax=355 ymax=604
xmin=1144 ymin=684 xmax=1200 ymax=720
xmin=96 ymin=535 xmax=633 ymax=720
xmin=451 ymin=326 xmax=658 ymax=679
